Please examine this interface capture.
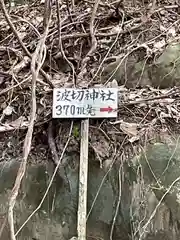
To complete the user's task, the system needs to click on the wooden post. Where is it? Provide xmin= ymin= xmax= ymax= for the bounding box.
xmin=77 ymin=119 xmax=89 ymax=240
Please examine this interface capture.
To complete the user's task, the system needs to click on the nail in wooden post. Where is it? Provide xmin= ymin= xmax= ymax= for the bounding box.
xmin=77 ymin=119 xmax=89 ymax=240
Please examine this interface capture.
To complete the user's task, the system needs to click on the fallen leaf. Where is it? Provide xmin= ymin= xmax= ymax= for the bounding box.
xmin=0 ymin=116 xmax=28 ymax=132
xmin=167 ymin=27 xmax=176 ymax=37
xmin=159 ymin=25 xmax=166 ymax=31
xmin=154 ymin=39 xmax=166 ymax=51
xmin=128 ymin=135 xmax=140 ymax=143
xmin=9 ymin=116 xmax=28 ymax=128
xmin=91 ymin=139 xmax=110 ymax=158
xmin=120 ymin=121 xmax=138 ymax=137
xmin=106 ymin=79 xmax=118 ymax=88
xmin=103 ymin=158 xmax=114 ymax=171
xmin=110 ymin=26 xmax=122 ymax=34
xmin=3 ymin=106 xmax=14 ymax=116
xmin=52 ymin=73 xmax=69 ymax=88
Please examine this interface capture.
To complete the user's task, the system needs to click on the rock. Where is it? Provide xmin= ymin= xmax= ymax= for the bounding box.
xmin=149 ymin=43 xmax=180 ymax=88
xmin=0 ymin=157 xmax=131 ymax=240
xmin=101 ymin=43 xmax=180 ymax=89
xmin=0 ymin=160 xmax=65 ymax=240
xmin=101 ymin=54 xmax=151 ymax=88
xmin=139 ymin=142 xmax=180 ymax=238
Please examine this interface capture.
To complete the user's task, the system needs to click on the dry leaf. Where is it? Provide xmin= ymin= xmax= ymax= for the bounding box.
xmin=110 ymin=26 xmax=122 ymax=34
xmin=91 ymin=139 xmax=110 ymax=158
xmin=103 ymin=158 xmax=114 ymax=171
xmin=129 ymin=135 xmax=140 ymax=143
xmin=12 ymin=57 xmax=30 ymax=75
xmin=0 ymin=117 xmax=28 ymax=132
xmin=159 ymin=25 xmax=166 ymax=32
xmin=154 ymin=39 xmax=166 ymax=51
xmin=167 ymin=27 xmax=176 ymax=37
xmin=0 ymin=74 xmax=5 ymax=85
xmin=9 ymin=116 xmax=28 ymax=128
xmin=52 ymin=73 xmax=69 ymax=88
xmin=3 ymin=106 xmax=14 ymax=116
xmin=129 ymin=93 xmax=139 ymax=100
xmin=120 ymin=121 xmax=138 ymax=137
xmin=106 ymin=79 xmax=118 ymax=88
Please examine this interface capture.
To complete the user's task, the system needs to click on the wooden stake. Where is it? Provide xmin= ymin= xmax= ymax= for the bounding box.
xmin=77 ymin=119 xmax=89 ymax=240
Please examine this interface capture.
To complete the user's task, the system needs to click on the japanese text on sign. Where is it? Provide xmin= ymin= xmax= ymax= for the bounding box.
xmin=53 ymin=88 xmax=118 ymax=118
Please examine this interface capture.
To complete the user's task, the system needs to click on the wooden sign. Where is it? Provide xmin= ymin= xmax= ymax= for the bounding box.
xmin=53 ymin=88 xmax=118 ymax=118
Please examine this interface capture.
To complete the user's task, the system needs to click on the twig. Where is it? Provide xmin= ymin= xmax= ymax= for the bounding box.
xmin=139 ymin=176 xmax=180 ymax=239
xmin=48 ymin=121 xmax=60 ymax=166
xmin=0 ymin=73 xmax=50 ymax=97
xmin=87 ymin=148 xmax=118 ymax=220
xmin=15 ymin=121 xmax=73 ymax=237
xmin=88 ymin=6 xmax=125 ymax=86
xmin=110 ymin=157 xmax=123 ymax=240
xmin=0 ymin=0 xmax=54 ymax=88
xmin=141 ymin=146 xmax=161 ymax=188
xmin=88 ymin=0 xmax=100 ymax=56
xmin=56 ymin=0 xmax=76 ymax=86
xmin=47 ymin=121 xmax=69 ymax=186
xmin=10 ymin=15 xmax=41 ymax=37
xmin=119 ymin=89 xmax=180 ymax=108
xmin=0 ymin=216 xmax=7 ymax=239
xmin=77 ymin=0 xmax=101 ymax=83
xmin=0 ymin=46 xmax=23 ymax=59
xmin=66 ymin=0 xmax=74 ymax=25
xmin=60 ymin=22 xmax=143 ymax=40
xmin=7 ymin=1 xmax=52 ymax=239
xmin=162 ymin=135 xmax=180 ymax=175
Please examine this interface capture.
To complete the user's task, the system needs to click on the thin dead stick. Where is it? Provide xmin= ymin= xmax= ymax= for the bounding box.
xmin=10 ymin=15 xmax=41 ymax=37
xmin=139 ymin=176 xmax=180 ymax=240
xmin=88 ymin=7 xmax=125 ymax=86
xmin=86 ymin=149 xmax=118 ymax=221
xmin=110 ymin=157 xmax=123 ymax=240
xmin=0 ymin=73 xmax=49 ymax=97
xmin=15 ymin=122 xmax=73 ymax=237
xmin=0 ymin=0 xmax=54 ymax=88
xmin=56 ymin=0 xmax=76 ymax=86
xmin=80 ymin=0 xmax=101 ymax=70
xmin=119 ymin=89 xmax=180 ymax=108
xmin=162 ymin=136 xmax=180 ymax=175
xmin=7 ymin=1 xmax=52 ymax=239
xmin=88 ymin=0 xmax=101 ymax=55
xmin=60 ymin=22 xmax=143 ymax=40
xmin=48 ymin=121 xmax=60 ymax=166
xmin=48 ymin=121 xmax=69 ymax=186
xmin=0 ymin=216 xmax=7 ymax=239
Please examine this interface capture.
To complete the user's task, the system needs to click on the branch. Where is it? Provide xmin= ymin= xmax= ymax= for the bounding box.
xmin=7 ymin=1 xmax=52 ymax=239
xmin=77 ymin=0 xmax=101 ymax=83
xmin=56 ymin=0 xmax=76 ymax=86
xmin=15 ymin=122 xmax=73 ymax=237
xmin=0 ymin=0 xmax=54 ymax=88
xmin=139 ymin=176 xmax=180 ymax=239
xmin=60 ymin=22 xmax=143 ymax=40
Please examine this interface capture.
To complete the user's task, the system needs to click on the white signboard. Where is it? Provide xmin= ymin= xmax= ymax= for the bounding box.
xmin=52 ymin=88 xmax=118 ymax=118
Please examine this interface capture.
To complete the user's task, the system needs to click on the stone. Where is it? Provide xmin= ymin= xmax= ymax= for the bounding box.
xmin=0 ymin=157 xmax=131 ymax=239
xmin=149 ymin=43 xmax=180 ymax=88
xmin=101 ymin=43 xmax=180 ymax=89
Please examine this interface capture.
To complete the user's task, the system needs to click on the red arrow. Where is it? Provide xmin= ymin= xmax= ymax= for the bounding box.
xmin=100 ymin=106 xmax=114 ymax=113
